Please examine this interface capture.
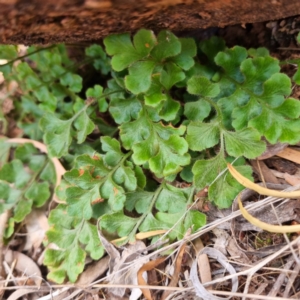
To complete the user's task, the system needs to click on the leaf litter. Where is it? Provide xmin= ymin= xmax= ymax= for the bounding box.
xmin=3 ymin=17 xmax=300 ymax=300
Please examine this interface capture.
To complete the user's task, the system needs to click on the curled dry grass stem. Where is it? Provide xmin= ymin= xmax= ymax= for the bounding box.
xmin=227 ymin=163 xmax=300 ymax=198
xmin=228 ymin=163 xmax=300 ymax=233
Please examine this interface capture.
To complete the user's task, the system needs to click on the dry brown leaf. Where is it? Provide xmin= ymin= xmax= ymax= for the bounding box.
xmin=284 ymin=172 xmax=300 ymax=186
xmin=212 ymin=228 xmax=229 ymax=255
xmin=24 ymin=209 xmax=49 ymax=252
xmin=270 ymin=169 xmax=286 ymax=179
xmin=226 ymin=237 xmax=251 ymax=264
xmin=250 ymin=160 xmax=279 ymax=184
xmin=6 ymin=288 xmax=39 ymax=300
xmin=2 ymin=97 xmax=14 ymax=115
xmin=4 ymin=250 xmax=42 ymax=286
xmin=277 ymin=147 xmax=300 ymax=164
xmin=257 ymin=142 xmax=288 ymax=160
xmin=137 ymin=257 xmax=166 ymax=300
xmin=76 ymin=255 xmax=110 ymax=286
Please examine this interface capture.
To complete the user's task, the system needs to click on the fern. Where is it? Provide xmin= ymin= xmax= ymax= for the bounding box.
xmin=0 ymin=30 xmax=300 ymax=283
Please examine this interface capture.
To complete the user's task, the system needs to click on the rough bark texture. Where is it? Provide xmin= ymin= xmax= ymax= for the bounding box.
xmin=1 ymin=0 xmax=300 ymax=45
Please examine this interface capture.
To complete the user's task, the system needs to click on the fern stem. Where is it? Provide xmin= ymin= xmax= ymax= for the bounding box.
xmin=0 ymin=45 xmax=57 ymax=67
xmin=127 ymin=182 xmax=165 ymax=242
xmin=69 ymin=90 xmax=123 ymax=122
xmin=203 ymin=96 xmax=223 ymax=124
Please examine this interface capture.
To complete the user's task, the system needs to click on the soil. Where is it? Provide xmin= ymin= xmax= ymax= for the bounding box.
xmin=1 ymin=0 xmax=300 ymax=45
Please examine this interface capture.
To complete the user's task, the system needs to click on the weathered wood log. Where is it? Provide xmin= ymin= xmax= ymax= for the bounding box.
xmin=0 ymin=0 xmax=300 ymax=45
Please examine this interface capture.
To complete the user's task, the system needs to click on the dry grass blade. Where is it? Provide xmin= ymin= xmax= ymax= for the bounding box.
xmin=210 ymin=290 xmax=295 ymax=300
xmin=250 ymin=281 xmax=268 ymax=300
xmin=227 ymin=163 xmax=300 ymax=198
xmin=137 ymin=257 xmax=166 ymax=300
xmin=76 ymin=256 xmax=110 ymax=287
xmin=268 ymin=255 xmax=295 ymax=297
xmin=238 ymin=195 xmax=300 ymax=233
xmin=112 ymin=230 xmax=167 ymax=245
xmin=161 ymin=243 xmax=186 ymax=300
xmin=283 ymin=260 xmax=300 ymax=297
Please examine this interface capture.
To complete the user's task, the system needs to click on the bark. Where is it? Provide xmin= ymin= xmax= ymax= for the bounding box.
xmin=0 ymin=0 xmax=300 ymax=45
